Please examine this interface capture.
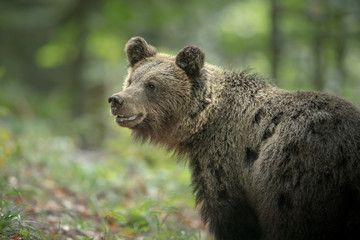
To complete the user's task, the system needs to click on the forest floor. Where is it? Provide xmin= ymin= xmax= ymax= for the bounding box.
xmin=0 ymin=119 xmax=209 ymax=240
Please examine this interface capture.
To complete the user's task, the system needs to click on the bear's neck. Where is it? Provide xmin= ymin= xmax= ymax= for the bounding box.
xmin=175 ymin=69 xmax=270 ymax=152
xmin=176 ymin=70 xmax=271 ymax=203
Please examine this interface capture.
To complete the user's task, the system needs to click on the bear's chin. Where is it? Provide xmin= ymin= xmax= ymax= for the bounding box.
xmin=115 ymin=113 xmax=144 ymax=128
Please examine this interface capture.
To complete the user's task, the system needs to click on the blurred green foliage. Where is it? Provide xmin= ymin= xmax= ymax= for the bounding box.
xmin=1 ymin=0 xmax=359 ymax=145
xmin=0 ymin=0 xmax=360 ymax=238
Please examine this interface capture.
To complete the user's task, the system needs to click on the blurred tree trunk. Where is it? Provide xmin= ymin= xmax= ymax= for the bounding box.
xmin=66 ymin=0 xmax=105 ymax=147
xmin=69 ymin=0 xmax=89 ymax=117
xmin=313 ymin=20 xmax=325 ymax=91
xmin=335 ymin=14 xmax=347 ymax=95
xmin=310 ymin=0 xmax=327 ymax=91
xmin=270 ymin=0 xmax=280 ymax=82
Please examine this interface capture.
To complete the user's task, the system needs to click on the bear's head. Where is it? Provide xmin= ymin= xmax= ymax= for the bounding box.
xmin=108 ymin=37 xmax=206 ymax=144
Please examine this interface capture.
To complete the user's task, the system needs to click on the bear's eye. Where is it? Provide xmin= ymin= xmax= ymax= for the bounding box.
xmin=146 ymin=83 xmax=156 ymax=91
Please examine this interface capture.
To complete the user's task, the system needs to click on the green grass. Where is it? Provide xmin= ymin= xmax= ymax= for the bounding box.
xmin=0 ymin=116 xmax=207 ymax=239
xmin=0 ymin=199 xmax=47 ymax=240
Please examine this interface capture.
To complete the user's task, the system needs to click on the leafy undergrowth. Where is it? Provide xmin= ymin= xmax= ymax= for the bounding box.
xmin=0 ymin=118 xmax=210 ymax=239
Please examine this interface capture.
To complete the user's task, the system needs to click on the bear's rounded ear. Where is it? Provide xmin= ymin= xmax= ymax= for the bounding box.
xmin=175 ymin=46 xmax=205 ymax=78
xmin=125 ymin=37 xmax=156 ymax=67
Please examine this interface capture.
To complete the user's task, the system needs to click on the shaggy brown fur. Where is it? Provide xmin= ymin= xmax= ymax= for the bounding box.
xmin=108 ymin=37 xmax=360 ymax=240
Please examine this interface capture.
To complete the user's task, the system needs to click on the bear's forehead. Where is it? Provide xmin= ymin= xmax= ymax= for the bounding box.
xmin=130 ymin=59 xmax=180 ymax=81
xmin=136 ymin=60 xmax=166 ymax=72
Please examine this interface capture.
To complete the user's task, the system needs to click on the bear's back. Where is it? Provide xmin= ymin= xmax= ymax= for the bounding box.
xmin=248 ymin=89 xmax=360 ymax=240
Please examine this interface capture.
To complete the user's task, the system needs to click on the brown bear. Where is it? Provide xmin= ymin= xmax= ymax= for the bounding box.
xmin=108 ymin=37 xmax=360 ymax=240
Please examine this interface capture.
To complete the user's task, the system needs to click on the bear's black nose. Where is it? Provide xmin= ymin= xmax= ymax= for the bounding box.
xmin=108 ymin=95 xmax=123 ymax=106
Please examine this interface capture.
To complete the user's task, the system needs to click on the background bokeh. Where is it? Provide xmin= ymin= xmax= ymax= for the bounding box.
xmin=1 ymin=0 xmax=359 ymax=239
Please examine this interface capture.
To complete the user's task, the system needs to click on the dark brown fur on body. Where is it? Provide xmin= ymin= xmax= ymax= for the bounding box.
xmin=108 ymin=37 xmax=360 ymax=240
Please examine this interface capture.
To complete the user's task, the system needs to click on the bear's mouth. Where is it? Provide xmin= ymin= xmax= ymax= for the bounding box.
xmin=115 ymin=114 xmax=144 ymax=128
xmin=116 ymin=114 xmax=138 ymax=122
